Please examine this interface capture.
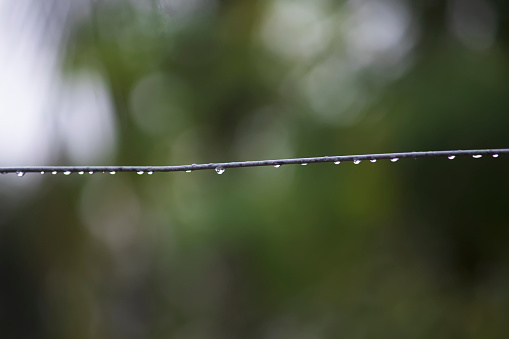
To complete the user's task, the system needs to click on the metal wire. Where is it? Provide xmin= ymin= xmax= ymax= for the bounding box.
xmin=0 ymin=149 xmax=507 ymax=175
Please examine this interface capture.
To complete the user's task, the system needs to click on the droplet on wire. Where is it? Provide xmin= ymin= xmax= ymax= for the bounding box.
xmin=301 ymin=163 xmax=308 ymax=166
xmin=353 ymin=160 xmax=361 ymax=165
xmin=52 ymin=171 xmax=58 ymax=175
xmin=147 ymin=171 xmax=153 ymax=175
xmin=186 ymin=170 xmax=192 ymax=173
xmin=448 ymin=156 xmax=455 ymax=160
xmin=391 ymin=158 xmax=399 ymax=162
xmin=88 ymin=171 xmax=94 ymax=175
xmin=370 ymin=159 xmax=377 ymax=163
xmin=493 ymin=154 xmax=499 ymax=158
xmin=334 ymin=161 xmax=340 ymax=165
xmin=110 ymin=171 xmax=116 ymax=175
xmin=17 ymin=171 xmax=24 ymax=177
xmin=274 ymin=164 xmax=281 ymax=168
xmin=78 ymin=171 xmax=84 ymax=175
xmin=40 ymin=171 xmax=45 ymax=174
xmin=473 ymin=155 xmax=482 ymax=158
xmin=63 ymin=171 xmax=71 ymax=175
xmin=215 ymin=167 xmax=225 ymax=174
xmin=137 ymin=171 xmax=144 ymax=175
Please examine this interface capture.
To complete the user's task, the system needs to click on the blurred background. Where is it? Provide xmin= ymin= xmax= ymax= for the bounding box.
xmin=1 ymin=0 xmax=509 ymax=337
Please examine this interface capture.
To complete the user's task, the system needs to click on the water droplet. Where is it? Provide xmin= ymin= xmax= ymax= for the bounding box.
xmin=370 ymin=159 xmax=377 ymax=163
xmin=78 ymin=171 xmax=84 ymax=175
xmin=147 ymin=171 xmax=153 ymax=175
xmin=137 ymin=171 xmax=144 ymax=175
xmin=473 ymin=155 xmax=482 ymax=158
xmin=391 ymin=158 xmax=399 ymax=162
xmin=88 ymin=171 xmax=94 ymax=175
xmin=353 ymin=160 xmax=361 ymax=165
xmin=274 ymin=164 xmax=281 ymax=168
xmin=301 ymin=163 xmax=308 ymax=166
xmin=186 ymin=170 xmax=192 ymax=173
xmin=17 ymin=171 xmax=24 ymax=177
xmin=52 ymin=171 xmax=58 ymax=175
xmin=334 ymin=161 xmax=341 ymax=165
xmin=493 ymin=154 xmax=499 ymax=158
xmin=215 ymin=167 xmax=225 ymax=174
xmin=63 ymin=171 xmax=71 ymax=175
xmin=40 ymin=171 xmax=45 ymax=174
xmin=448 ymin=156 xmax=455 ymax=160
xmin=110 ymin=171 xmax=116 ymax=175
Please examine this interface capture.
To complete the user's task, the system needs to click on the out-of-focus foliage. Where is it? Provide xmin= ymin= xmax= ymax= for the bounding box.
xmin=2 ymin=0 xmax=509 ymax=338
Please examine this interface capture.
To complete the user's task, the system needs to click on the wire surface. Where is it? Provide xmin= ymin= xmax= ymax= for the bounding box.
xmin=0 ymin=149 xmax=507 ymax=175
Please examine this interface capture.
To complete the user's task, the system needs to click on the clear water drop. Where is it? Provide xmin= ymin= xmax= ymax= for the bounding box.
xmin=147 ymin=171 xmax=153 ymax=175
xmin=370 ymin=159 xmax=377 ymax=163
xmin=215 ymin=167 xmax=225 ymax=174
xmin=353 ymin=160 xmax=361 ymax=165
xmin=473 ymin=155 xmax=482 ymax=158
xmin=63 ymin=171 xmax=71 ymax=175
xmin=448 ymin=156 xmax=455 ymax=160
xmin=186 ymin=170 xmax=192 ymax=173
xmin=391 ymin=158 xmax=399 ymax=162
xmin=88 ymin=171 xmax=94 ymax=175
xmin=40 ymin=171 xmax=45 ymax=174
xmin=493 ymin=154 xmax=499 ymax=158
xmin=78 ymin=171 xmax=84 ymax=175
xmin=274 ymin=164 xmax=281 ymax=168
xmin=52 ymin=171 xmax=58 ymax=175
xmin=301 ymin=163 xmax=308 ymax=166
xmin=137 ymin=171 xmax=144 ymax=175
xmin=334 ymin=161 xmax=341 ymax=165
xmin=110 ymin=171 xmax=116 ymax=175
xmin=17 ymin=171 xmax=25 ymax=177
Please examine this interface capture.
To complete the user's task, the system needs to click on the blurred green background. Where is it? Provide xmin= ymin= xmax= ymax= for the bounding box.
xmin=1 ymin=0 xmax=509 ymax=338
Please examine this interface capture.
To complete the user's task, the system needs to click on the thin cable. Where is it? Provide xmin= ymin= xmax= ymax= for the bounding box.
xmin=0 ymin=149 xmax=507 ymax=175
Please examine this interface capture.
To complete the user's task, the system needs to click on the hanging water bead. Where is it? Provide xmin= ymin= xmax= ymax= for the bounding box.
xmin=186 ymin=170 xmax=192 ymax=173
xmin=493 ymin=154 xmax=499 ymax=158
xmin=137 ymin=171 xmax=144 ymax=175
xmin=147 ymin=171 xmax=153 ymax=175
xmin=110 ymin=171 xmax=116 ymax=175
xmin=473 ymin=155 xmax=482 ymax=158
xmin=353 ymin=160 xmax=361 ymax=165
xmin=215 ymin=167 xmax=225 ymax=174
xmin=88 ymin=171 xmax=94 ymax=174
xmin=63 ymin=171 xmax=71 ymax=175
xmin=52 ymin=171 xmax=58 ymax=175
xmin=334 ymin=161 xmax=341 ymax=165
xmin=40 ymin=171 xmax=45 ymax=174
xmin=448 ymin=156 xmax=455 ymax=160
xmin=274 ymin=164 xmax=281 ymax=168
xmin=17 ymin=171 xmax=25 ymax=177
xmin=370 ymin=159 xmax=377 ymax=163
xmin=391 ymin=158 xmax=399 ymax=162
xmin=78 ymin=171 xmax=84 ymax=175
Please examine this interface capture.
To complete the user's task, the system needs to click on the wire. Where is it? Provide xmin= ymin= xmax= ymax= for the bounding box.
xmin=0 ymin=149 xmax=507 ymax=175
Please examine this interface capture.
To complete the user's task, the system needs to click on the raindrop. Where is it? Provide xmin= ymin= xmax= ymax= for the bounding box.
xmin=448 ymin=156 xmax=455 ymax=160
xmin=88 ymin=171 xmax=94 ymax=175
xmin=353 ymin=160 xmax=361 ymax=165
xmin=370 ymin=159 xmax=377 ymax=163
xmin=78 ymin=171 xmax=84 ymax=175
xmin=110 ymin=171 xmax=116 ymax=175
xmin=493 ymin=154 xmax=499 ymax=158
xmin=40 ymin=171 xmax=45 ymax=174
xmin=186 ymin=170 xmax=192 ymax=173
xmin=274 ymin=164 xmax=281 ymax=168
xmin=147 ymin=171 xmax=153 ymax=175
xmin=473 ymin=155 xmax=482 ymax=158
xmin=301 ymin=163 xmax=308 ymax=166
xmin=391 ymin=158 xmax=399 ymax=162
xmin=17 ymin=171 xmax=25 ymax=177
xmin=334 ymin=161 xmax=341 ymax=165
xmin=63 ymin=171 xmax=71 ymax=175
xmin=52 ymin=171 xmax=58 ymax=175
xmin=137 ymin=171 xmax=144 ymax=175
xmin=215 ymin=167 xmax=225 ymax=174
